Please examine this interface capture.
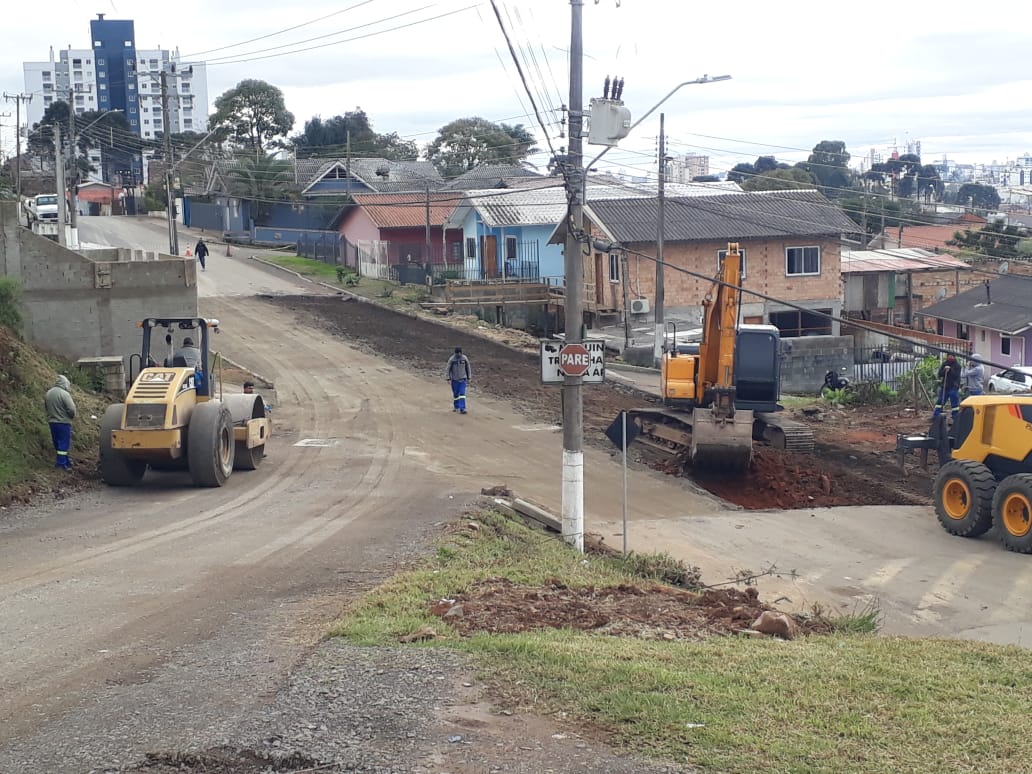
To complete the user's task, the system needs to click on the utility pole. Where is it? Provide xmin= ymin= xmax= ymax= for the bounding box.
xmin=54 ymin=123 xmax=68 ymax=247
xmin=67 ymin=89 xmax=80 ymax=249
xmin=160 ymin=70 xmax=179 ymax=255
xmin=4 ymin=92 xmax=32 ymax=200
xmin=425 ymin=183 xmax=432 ymax=264
xmin=653 ymin=113 xmax=666 ymax=365
xmin=561 ymin=0 xmax=585 ymax=552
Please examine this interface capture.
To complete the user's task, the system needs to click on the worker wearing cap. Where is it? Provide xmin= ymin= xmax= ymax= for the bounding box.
xmin=934 ymin=353 xmax=962 ymax=419
xmin=173 ymin=337 xmax=202 ymax=368
xmin=961 ymin=354 xmax=986 ymax=397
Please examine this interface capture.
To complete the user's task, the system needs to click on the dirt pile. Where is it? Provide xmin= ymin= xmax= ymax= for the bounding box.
xmin=431 ymin=577 xmax=830 ymax=641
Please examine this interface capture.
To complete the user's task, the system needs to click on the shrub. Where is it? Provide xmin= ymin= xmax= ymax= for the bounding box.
xmin=0 ymin=277 xmax=23 ymax=333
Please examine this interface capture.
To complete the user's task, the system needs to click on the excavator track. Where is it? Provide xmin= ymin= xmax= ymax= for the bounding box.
xmin=754 ymin=412 xmax=815 ymax=453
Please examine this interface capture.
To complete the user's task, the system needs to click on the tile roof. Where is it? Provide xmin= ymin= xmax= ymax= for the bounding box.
xmin=348 ymin=192 xmax=460 ymax=229
xmin=583 ymin=190 xmax=858 ymax=243
xmin=919 ymin=274 xmax=1032 ymax=334
xmin=841 ymin=248 xmax=970 ymax=274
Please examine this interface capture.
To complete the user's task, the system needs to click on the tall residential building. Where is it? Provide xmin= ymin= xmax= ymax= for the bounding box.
xmin=668 ymin=153 xmax=709 ymax=183
xmin=22 ymin=14 xmax=208 ymax=184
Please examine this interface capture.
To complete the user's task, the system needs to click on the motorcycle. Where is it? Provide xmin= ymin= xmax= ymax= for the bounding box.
xmin=820 ymin=368 xmax=852 ymax=397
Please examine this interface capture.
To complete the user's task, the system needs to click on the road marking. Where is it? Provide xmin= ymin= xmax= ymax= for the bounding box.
xmin=864 ymin=558 xmax=913 ymax=588
xmin=917 ymin=555 xmax=986 ymax=612
xmin=294 ymin=438 xmax=340 ymax=447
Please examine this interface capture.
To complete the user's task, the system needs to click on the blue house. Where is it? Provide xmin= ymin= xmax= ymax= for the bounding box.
xmin=444 ymin=183 xmax=568 ymax=283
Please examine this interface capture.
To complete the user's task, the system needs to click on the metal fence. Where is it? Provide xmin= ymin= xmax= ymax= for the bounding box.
xmin=430 ymin=257 xmax=541 ymax=284
xmin=852 ymin=345 xmax=928 ymax=390
xmin=297 ymin=231 xmax=348 ymax=266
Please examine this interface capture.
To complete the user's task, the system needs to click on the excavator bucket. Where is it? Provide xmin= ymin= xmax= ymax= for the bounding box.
xmin=690 ymin=407 xmax=754 ymax=471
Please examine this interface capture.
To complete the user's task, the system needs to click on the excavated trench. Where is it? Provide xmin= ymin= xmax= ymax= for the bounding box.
xmin=268 ymin=295 xmax=931 ymax=510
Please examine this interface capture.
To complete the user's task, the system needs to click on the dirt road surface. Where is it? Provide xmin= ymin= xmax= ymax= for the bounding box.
xmin=3 ymin=218 xmax=1032 ymax=770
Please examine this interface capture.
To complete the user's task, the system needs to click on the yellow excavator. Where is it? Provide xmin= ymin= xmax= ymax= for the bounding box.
xmin=607 ymin=243 xmax=813 ymax=471
xmin=99 ymin=317 xmax=271 ymax=487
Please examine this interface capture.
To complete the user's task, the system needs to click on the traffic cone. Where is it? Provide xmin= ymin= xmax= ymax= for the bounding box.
xmin=225 ymin=242 xmax=232 ymax=256
xmin=186 ymin=247 xmax=192 ymax=257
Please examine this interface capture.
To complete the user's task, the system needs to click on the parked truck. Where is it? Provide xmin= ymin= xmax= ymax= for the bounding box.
xmin=24 ymin=194 xmax=63 ymax=239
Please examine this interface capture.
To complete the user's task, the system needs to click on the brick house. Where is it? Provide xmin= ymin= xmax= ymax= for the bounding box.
xmin=571 ymin=190 xmax=858 ymax=335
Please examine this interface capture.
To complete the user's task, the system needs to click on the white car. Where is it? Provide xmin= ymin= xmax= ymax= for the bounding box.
xmin=987 ymin=366 xmax=1032 ymax=394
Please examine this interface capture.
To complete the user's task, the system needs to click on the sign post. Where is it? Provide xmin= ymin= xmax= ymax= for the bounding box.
xmin=540 ymin=340 xmax=606 ymax=385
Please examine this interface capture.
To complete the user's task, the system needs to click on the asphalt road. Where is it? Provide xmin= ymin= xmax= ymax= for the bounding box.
xmin=2 ymin=215 xmax=1032 ymax=766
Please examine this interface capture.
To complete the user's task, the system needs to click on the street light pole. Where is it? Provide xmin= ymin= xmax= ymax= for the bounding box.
xmin=68 ymin=90 xmax=79 ymax=249
xmin=562 ymin=0 xmax=585 ymax=552
xmin=654 ymin=113 xmax=666 ymax=365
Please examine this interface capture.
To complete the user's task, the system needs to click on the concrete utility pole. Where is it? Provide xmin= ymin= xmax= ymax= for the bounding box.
xmin=653 ymin=112 xmax=667 ymax=364
xmin=160 ymin=70 xmax=179 ymax=255
xmin=54 ymin=123 xmax=68 ymax=247
xmin=4 ymin=92 xmax=32 ymax=200
xmin=425 ymin=183 xmax=432 ymax=263
xmin=562 ymin=0 xmax=586 ymax=552
xmin=67 ymin=89 xmax=80 ymax=249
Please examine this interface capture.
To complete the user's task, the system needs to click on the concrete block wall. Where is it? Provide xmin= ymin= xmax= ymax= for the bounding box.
xmin=778 ymin=334 xmax=854 ymax=395
xmin=0 ymin=202 xmax=198 ymax=370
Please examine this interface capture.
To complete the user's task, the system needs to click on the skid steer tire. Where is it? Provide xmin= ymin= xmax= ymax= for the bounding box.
xmin=992 ymin=474 xmax=1032 ymax=554
xmin=234 ymin=442 xmax=264 ymax=471
xmin=188 ymin=402 xmax=235 ymax=487
xmin=933 ymin=459 xmax=996 ymax=538
xmin=99 ymin=404 xmax=148 ymax=486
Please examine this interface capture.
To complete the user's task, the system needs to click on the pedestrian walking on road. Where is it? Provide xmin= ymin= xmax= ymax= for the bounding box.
xmin=195 ymin=238 xmax=209 ymax=271
xmin=44 ymin=375 xmax=77 ymax=469
xmin=962 ymin=354 xmax=986 ymax=397
xmin=445 ymin=347 xmax=472 ymax=414
xmin=933 ymin=353 xmax=962 ymax=420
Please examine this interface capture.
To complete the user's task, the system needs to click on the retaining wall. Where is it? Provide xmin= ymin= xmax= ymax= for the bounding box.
xmin=0 ymin=202 xmax=198 ymax=369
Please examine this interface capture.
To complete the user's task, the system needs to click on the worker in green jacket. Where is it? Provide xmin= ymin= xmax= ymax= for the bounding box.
xmin=44 ymin=375 xmax=77 ymax=469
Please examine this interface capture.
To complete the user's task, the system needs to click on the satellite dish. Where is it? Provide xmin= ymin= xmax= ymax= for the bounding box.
xmin=936 ymin=287 xmax=947 ymax=301
xmin=1000 ymin=261 xmax=1009 ymax=274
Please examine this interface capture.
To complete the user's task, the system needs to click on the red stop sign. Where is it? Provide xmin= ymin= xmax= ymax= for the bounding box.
xmin=559 ymin=343 xmax=591 ymax=377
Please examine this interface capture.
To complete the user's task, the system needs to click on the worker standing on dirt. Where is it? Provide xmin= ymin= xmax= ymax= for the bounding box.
xmin=961 ymin=354 xmax=986 ymax=397
xmin=933 ymin=353 xmax=963 ymax=420
xmin=44 ymin=375 xmax=77 ymax=470
xmin=445 ymin=347 xmax=472 ymax=414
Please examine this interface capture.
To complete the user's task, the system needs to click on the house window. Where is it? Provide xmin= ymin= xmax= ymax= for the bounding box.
xmin=505 ymin=236 xmax=517 ymax=261
xmin=717 ymin=247 xmax=747 ymax=279
xmin=1002 ymin=336 xmax=1011 ymax=356
xmin=957 ymin=323 xmax=970 ymax=341
xmin=786 ymin=246 xmax=820 ymax=276
xmin=465 ymin=237 xmax=476 ymax=259
xmin=609 ymin=253 xmax=621 ymax=283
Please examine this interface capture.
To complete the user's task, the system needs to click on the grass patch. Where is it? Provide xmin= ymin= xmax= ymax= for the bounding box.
xmin=260 ymin=255 xmax=343 ymax=281
xmin=331 ymin=511 xmax=1032 ymax=773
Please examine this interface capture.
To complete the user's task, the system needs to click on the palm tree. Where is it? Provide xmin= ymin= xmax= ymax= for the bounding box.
xmin=225 ymin=154 xmax=295 ymax=224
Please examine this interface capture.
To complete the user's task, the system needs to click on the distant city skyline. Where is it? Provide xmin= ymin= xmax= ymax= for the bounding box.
xmin=3 ymin=0 xmax=1031 ymax=179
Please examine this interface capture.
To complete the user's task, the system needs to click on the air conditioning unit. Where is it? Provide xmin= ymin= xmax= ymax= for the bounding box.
xmin=630 ymin=298 xmax=650 ymax=314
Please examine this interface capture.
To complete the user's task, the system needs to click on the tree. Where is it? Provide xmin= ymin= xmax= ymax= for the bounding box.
xmin=741 ymin=167 xmax=816 ymax=192
xmin=210 ymin=80 xmax=295 ymax=155
xmin=956 ymin=182 xmax=1001 ymax=211
xmin=292 ymin=109 xmax=418 ymax=160
xmin=948 ymin=218 xmax=1022 ymax=260
xmin=425 ymin=117 xmax=538 ymax=177
xmin=727 ymin=162 xmax=757 ymax=184
xmin=840 ymin=195 xmax=916 ymax=239
xmin=797 ymin=140 xmax=854 ymax=196
xmin=224 ymin=154 xmax=295 ymax=224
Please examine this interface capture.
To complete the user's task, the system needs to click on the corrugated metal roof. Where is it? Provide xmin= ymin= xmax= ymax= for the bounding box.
xmin=586 ymin=190 xmax=858 ymax=243
xmin=841 ymin=248 xmax=970 ymax=274
xmin=456 ymin=180 xmax=742 ymax=228
xmin=350 ymin=192 xmax=460 ymax=229
xmin=919 ymin=274 xmax=1032 ymax=335
xmin=440 ymin=165 xmax=544 ymax=190
xmin=296 ymin=157 xmax=443 ymax=191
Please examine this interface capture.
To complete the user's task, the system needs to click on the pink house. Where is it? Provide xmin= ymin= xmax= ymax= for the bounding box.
xmin=331 ymin=192 xmax=463 ymax=265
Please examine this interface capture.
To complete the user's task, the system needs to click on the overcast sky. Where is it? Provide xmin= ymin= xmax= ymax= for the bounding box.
xmin=3 ymin=0 xmax=1031 ymax=179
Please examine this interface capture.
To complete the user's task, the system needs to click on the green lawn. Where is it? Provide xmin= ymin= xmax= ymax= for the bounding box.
xmin=332 ymin=511 xmax=1032 ymax=774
